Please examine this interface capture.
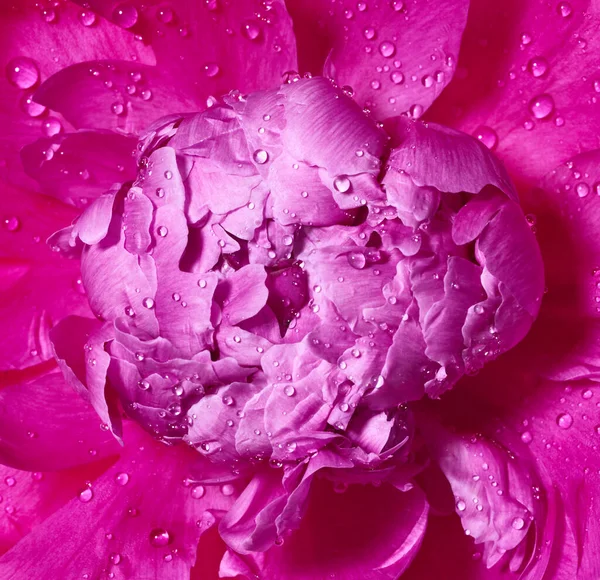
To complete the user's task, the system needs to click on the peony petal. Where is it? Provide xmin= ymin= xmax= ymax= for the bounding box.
xmin=0 ymin=1 xmax=153 ymax=188
xmin=285 ymin=0 xmax=469 ymax=119
xmin=0 ymin=184 xmax=90 ymax=371
xmin=426 ymin=0 xmax=600 ymax=189
xmin=0 ymin=424 xmax=235 ymax=579
xmin=20 ymin=131 xmax=137 ymax=207
xmin=0 ymin=370 xmax=119 ymax=471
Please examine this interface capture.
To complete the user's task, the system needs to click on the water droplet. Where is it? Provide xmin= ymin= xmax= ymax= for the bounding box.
xmin=203 ymin=62 xmax=219 ymax=77
xmin=3 ymin=216 xmax=20 ymax=232
xmin=253 ymin=149 xmax=269 ymax=164
xmin=138 ymin=379 xmax=150 ymax=391
xmin=220 ymin=483 xmax=234 ymax=496
xmin=557 ymin=2 xmax=572 ymax=17
xmin=364 ymin=27 xmax=376 ymax=40
xmin=42 ymin=117 xmax=62 ymax=137
xmin=512 ymin=517 xmax=525 ymax=530
xmin=422 ymin=75 xmax=434 ymax=88
xmin=156 ymin=187 xmax=165 ymax=198
xmin=520 ymin=431 xmax=533 ymax=444
xmin=474 ymin=126 xmax=498 ymax=150
xmin=191 ymin=484 xmax=205 ymax=499
xmin=78 ymin=487 xmax=93 ymax=503
xmin=149 ymin=528 xmax=172 ymax=547
xmin=110 ymin=553 xmax=122 ymax=565
xmin=79 ymin=11 xmax=97 ymax=27
xmin=157 ymin=7 xmax=174 ymax=23
xmin=222 ymin=395 xmax=235 ymax=406
xmin=164 ymin=170 xmax=173 ymax=180
xmin=529 ymin=94 xmax=554 ymax=120
xmin=157 ymin=226 xmax=168 ymax=237
xmin=409 ymin=104 xmax=424 ymax=119
xmin=135 ymin=352 xmax=145 ymax=362
xmin=282 ymin=234 xmax=294 ymax=246
xmin=6 ymin=57 xmax=39 ymax=89
xmin=390 ymin=71 xmax=404 ymax=84
xmin=456 ymin=499 xmax=466 ymax=512
xmin=576 ymin=183 xmax=590 ymax=198
xmin=333 ymin=175 xmax=351 ymax=193
xmin=20 ymin=93 xmax=46 ymax=117
xmin=112 ymin=3 xmax=138 ymax=28
xmin=198 ymin=279 xmax=207 ymax=288
xmin=142 ymin=297 xmax=155 ymax=309
xmin=379 ymin=41 xmax=396 ymax=58
xmin=583 ymin=389 xmax=593 ymax=400
xmin=528 ymin=56 xmax=549 ymax=78
xmin=284 ymin=385 xmax=295 ymax=397
xmin=5 ymin=476 xmax=16 ymax=487
xmin=557 ymin=412 xmax=573 ymax=429
xmin=242 ymin=21 xmax=261 ymax=40
xmin=141 ymin=89 xmax=152 ymax=101
xmin=347 ymin=251 xmax=366 ymax=269
xmin=391 ymin=0 xmax=405 ymax=11
xmin=115 ymin=473 xmax=129 ymax=486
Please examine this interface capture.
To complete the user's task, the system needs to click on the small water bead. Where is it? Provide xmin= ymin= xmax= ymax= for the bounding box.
xmin=555 ymin=116 xmax=565 ymax=127
xmin=138 ymin=379 xmax=150 ymax=391
xmin=5 ymin=476 xmax=16 ymax=487
xmin=528 ymin=56 xmax=549 ymax=78
xmin=347 ymin=251 xmax=366 ymax=269
xmin=135 ymin=352 xmax=145 ymax=362
xmin=110 ymin=553 xmax=122 ymax=566
xmin=115 ymin=472 xmax=130 ymax=486
xmin=20 ymin=93 xmax=46 ymax=117
xmin=198 ymin=279 xmax=207 ymax=288
xmin=113 ymin=3 xmax=138 ymax=28
xmin=79 ymin=10 xmax=97 ymax=26
xmin=520 ymin=32 xmax=532 ymax=46
xmin=576 ymin=183 xmax=590 ymax=198
xmin=164 ymin=170 xmax=173 ymax=180
xmin=284 ymin=385 xmax=296 ymax=397
xmin=78 ymin=487 xmax=94 ymax=503
xmin=520 ymin=431 xmax=533 ymax=444
xmin=523 ymin=120 xmax=534 ymax=131
xmin=583 ymin=389 xmax=593 ymax=400
xmin=157 ymin=7 xmax=174 ymax=23
xmin=557 ymin=1 xmax=572 ymax=17
xmin=364 ymin=28 xmax=376 ymax=40
xmin=141 ymin=89 xmax=152 ymax=101
xmin=379 ymin=41 xmax=396 ymax=58
xmin=222 ymin=394 xmax=235 ymax=406
xmin=456 ymin=499 xmax=466 ymax=512
xmin=6 ymin=57 xmax=40 ymax=89
xmin=557 ymin=413 xmax=573 ymax=429
xmin=390 ymin=71 xmax=404 ymax=84
xmin=220 ymin=483 xmax=235 ymax=496
xmin=511 ymin=517 xmax=525 ymax=530
xmin=422 ymin=75 xmax=434 ymax=88
xmin=42 ymin=117 xmax=62 ymax=137
xmin=157 ymin=225 xmax=168 ymax=237
xmin=191 ymin=484 xmax=205 ymax=499
xmin=474 ymin=126 xmax=498 ymax=150
xmin=242 ymin=21 xmax=261 ymax=40
xmin=333 ymin=175 xmax=351 ymax=193
xmin=3 ymin=216 xmax=20 ymax=232
xmin=391 ymin=0 xmax=405 ymax=10
xmin=142 ymin=297 xmax=155 ymax=309
xmin=149 ymin=528 xmax=172 ymax=547
xmin=410 ymin=104 xmax=424 ymax=119
xmin=370 ymin=80 xmax=381 ymax=90
xmin=253 ymin=149 xmax=269 ymax=164
xmin=529 ymin=94 xmax=555 ymax=119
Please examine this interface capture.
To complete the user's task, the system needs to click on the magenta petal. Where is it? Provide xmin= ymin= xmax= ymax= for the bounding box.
xmin=217 ymin=265 xmax=269 ymax=326
xmin=0 ymin=424 xmax=235 ymax=578
xmin=20 ymin=131 xmax=137 ymax=207
xmin=427 ymin=0 xmax=600 ymax=189
xmin=0 ymin=370 xmax=119 ymax=471
xmin=286 ymin=0 xmax=469 ymax=119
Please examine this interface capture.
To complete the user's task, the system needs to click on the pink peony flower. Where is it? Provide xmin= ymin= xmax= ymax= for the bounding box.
xmin=0 ymin=1 xmax=597 ymax=579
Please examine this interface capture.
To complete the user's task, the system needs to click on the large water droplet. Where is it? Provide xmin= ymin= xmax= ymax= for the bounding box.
xmin=115 ymin=472 xmax=130 ymax=486
xmin=20 ymin=93 xmax=46 ymax=117
xmin=347 ymin=251 xmax=366 ymax=269
xmin=333 ymin=175 xmax=351 ymax=193
xmin=191 ymin=484 xmax=205 ymax=499
xmin=42 ymin=117 xmax=62 ymax=137
xmin=576 ymin=183 xmax=590 ymax=198
xmin=284 ymin=385 xmax=295 ymax=397
xmin=149 ymin=528 xmax=172 ymax=547
xmin=78 ymin=487 xmax=93 ymax=503
xmin=379 ymin=41 xmax=396 ymax=58
xmin=3 ymin=216 xmax=20 ymax=232
xmin=520 ymin=431 xmax=533 ymax=444
xmin=557 ymin=1 xmax=572 ymax=17
xmin=390 ymin=71 xmax=404 ymax=85
xmin=242 ymin=21 xmax=261 ymax=40
xmin=220 ymin=483 xmax=234 ymax=496
xmin=203 ymin=62 xmax=220 ymax=77
xmin=529 ymin=94 xmax=554 ymax=119
xmin=512 ymin=517 xmax=525 ymax=530
xmin=157 ymin=7 xmax=175 ymax=23
xmin=474 ymin=126 xmax=498 ymax=150
xmin=6 ymin=57 xmax=39 ymax=89
xmin=112 ymin=3 xmax=138 ymax=28
xmin=79 ymin=11 xmax=97 ymax=27
xmin=556 ymin=412 xmax=573 ymax=429
xmin=528 ymin=57 xmax=549 ymax=78
xmin=142 ymin=297 xmax=155 ymax=309
xmin=253 ymin=149 xmax=269 ymax=164
xmin=456 ymin=499 xmax=466 ymax=512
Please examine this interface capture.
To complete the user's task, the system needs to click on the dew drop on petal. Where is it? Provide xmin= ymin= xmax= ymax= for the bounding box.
xmin=242 ymin=21 xmax=261 ymax=40
xmin=6 ymin=57 xmax=39 ymax=89
xmin=557 ymin=412 xmax=573 ymax=429
xmin=42 ymin=117 xmax=62 ymax=137
xmin=456 ymin=499 xmax=466 ymax=512
xmin=512 ymin=517 xmax=525 ymax=530
xmin=204 ymin=63 xmax=220 ymax=77
xmin=347 ymin=251 xmax=366 ymax=269
xmin=379 ymin=41 xmax=396 ymax=58
xmin=115 ymin=472 xmax=130 ymax=486
xmin=576 ymin=183 xmax=590 ymax=198
xmin=20 ymin=93 xmax=46 ymax=117
xmin=474 ymin=126 xmax=498 ymax=150
xmin=253 ymin=149 xmax=269 ymax=164
xmin=78 ymin=487 xmax=93 ymax=503
xmin=390 ymin=71 xmax=404 ymax=84
xmin=149 ymin=528 xmax=172 ymax=547
xmin=79 ymin=11 xmax=97 ymax=26
xmin=528 ymin=56 xmax=549 ymax=78
xmin=191 ymin=484 xmax=205 ymax=499
xmin=112 ymin=3 xmax=138 ymax=28
xmin=333 ymin=175 xmax=351 ymax=193
xmin=529 ymin=94 xmax=554 ymax=119
xmin=557 ymin=1 xmax=572 ymax=17
xmin=520 ymin=431 xmax=533 ymax=444
xmin=284 ymin=385 xmax=295 ymax=397
xmin=220 ymin=483 xmax=234 ymax=496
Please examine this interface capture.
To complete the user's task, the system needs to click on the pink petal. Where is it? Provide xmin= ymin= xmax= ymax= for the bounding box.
xmin=216 ymin=265 xmax=269 ymax=327
xmin=286 ymin=0 xmax=469 ymax=119
xmin=426 ymin=0 xmax=600 ymax=189
xmin=0 ymin=460 xmax=114 ymax=557
xmin=0 ymin=423 xmax=235 ymax=578
xmin=0 ymin=1 xmax=153 ymax=188
xmin=221 ymin=477 xmax=429 ymax=580
xmin=20 ymin=131 xmax=137 ymax=207
xmin=0 ymin=184 xmax=89 ymax=371
xmin=0 ymin=370 xmax=119 ymax=471
xmin=70 ymin=0 xmax=297 ymax=102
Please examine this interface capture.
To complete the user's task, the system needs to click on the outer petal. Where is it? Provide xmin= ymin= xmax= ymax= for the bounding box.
xmin=426 ymin=0 xmax=600 ymax=188
xmin=0 ymin=1 xmax=153 ymax=188
xmin=221 ymin=478 xmax=429 ymax=580
xmin=0 ymin=424 xmax=235 ymax=579
xmin=0 ymin=184 xmax=89 ymax=371
xmin=0 ymin=370 xmax=119 ymax=471
xmin=286 ymin=0 xmax=469 ymax=119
